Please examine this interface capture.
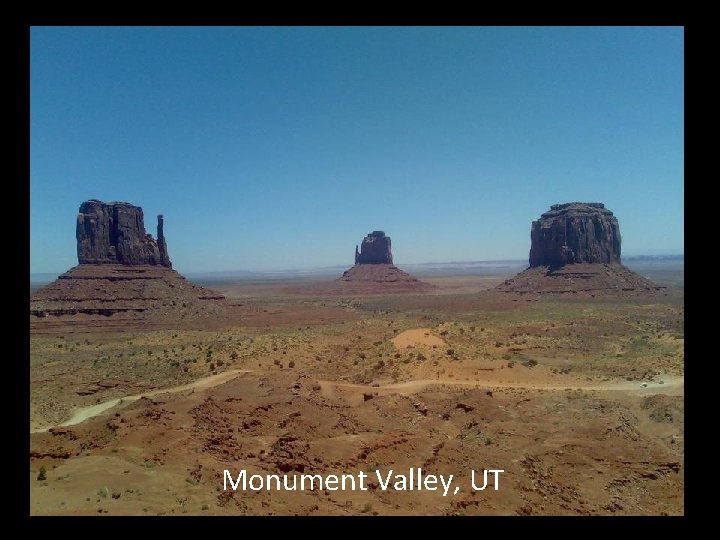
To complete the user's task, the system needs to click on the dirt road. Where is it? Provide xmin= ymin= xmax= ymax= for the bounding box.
xmin=31 ymin=367 xmax=683 ymax=433
xmin=30 ymin=369 xmax=252 ymax=433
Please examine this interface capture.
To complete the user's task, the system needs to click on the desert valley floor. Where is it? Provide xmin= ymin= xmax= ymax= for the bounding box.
xmin=29 ymin=262 xmax=684 ymax=515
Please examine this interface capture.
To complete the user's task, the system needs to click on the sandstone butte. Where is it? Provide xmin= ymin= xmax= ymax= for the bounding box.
xmin=30 ymin=200 xmax=229 ymax=332
xmin=496 ymin=202 xmax=664 ymax=297
xmin=339 ymin=231 xmax=433 ymax=293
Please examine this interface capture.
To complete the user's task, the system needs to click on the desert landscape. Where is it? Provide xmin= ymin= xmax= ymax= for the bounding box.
xmin=29 ymin=201 xmax=684 ymax=515
xmin=30 ymin=27 xmax=683 ymax=517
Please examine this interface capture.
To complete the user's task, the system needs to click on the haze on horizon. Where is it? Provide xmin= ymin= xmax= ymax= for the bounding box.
xmin=30 ymin=26 xmax=684 ymax=274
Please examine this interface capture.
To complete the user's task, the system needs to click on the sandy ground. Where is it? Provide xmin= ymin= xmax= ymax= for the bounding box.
xmin=29 ymin=272 xmax=684 ymax=516
xmin=392 ymin=329 xmax=447 ymax=350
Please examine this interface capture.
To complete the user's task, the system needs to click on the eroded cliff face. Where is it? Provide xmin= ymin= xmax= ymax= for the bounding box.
xmin=529 ymin=203 xmax=621 ymax=267
xmin=76 ymin=200 xmax=171 ymax=268
xmin=356 ymin=231 xmax=393 ymax=265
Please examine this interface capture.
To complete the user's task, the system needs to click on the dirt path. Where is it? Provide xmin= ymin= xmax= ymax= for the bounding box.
xmin=318 ymin=374 xmax=684 ymax=398
xmin=30 ymin=369 xmax=252 ymax=434
xmin=31 ymin=369 xmax=683 ymax=434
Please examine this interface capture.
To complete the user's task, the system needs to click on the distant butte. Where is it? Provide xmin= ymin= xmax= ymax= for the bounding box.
xmin=355 ymin=231 xmax=393 ymax=264
xmin=339 ymin=230 xmax=434 ymax=294
xmin=496 ymin=203 xmax=664 ymax=297
xmin=30 ymin=200 xmax=229 ymax=332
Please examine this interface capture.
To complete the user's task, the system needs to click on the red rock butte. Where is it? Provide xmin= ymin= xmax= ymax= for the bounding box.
xmin=496 ymin=203 xmax=664 ymax=297
xmin=30 ymin=200 xmax=230 ymax=333
xmin=337 ymin=230 xmax=434 ymax=294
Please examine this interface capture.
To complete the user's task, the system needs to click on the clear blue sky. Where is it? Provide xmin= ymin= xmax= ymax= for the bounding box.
xmin=30 ymin=26 xmax=684 ymax=273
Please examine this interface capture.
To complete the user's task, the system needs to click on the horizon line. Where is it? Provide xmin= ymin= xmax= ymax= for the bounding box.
xmin=30 ymin=253 xmax=684 ymax=278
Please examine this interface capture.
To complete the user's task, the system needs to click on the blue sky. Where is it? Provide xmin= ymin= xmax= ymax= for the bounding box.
xmin=30 ymin=26 xmax=684 ymax=273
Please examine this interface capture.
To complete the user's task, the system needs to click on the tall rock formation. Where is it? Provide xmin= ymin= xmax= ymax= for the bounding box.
xmin=31 ymin=199 xmax=232 ymax=332
xmin=529 ymin=203 xmax=621 ymax=267
xmin=334 ymin=230 xmax=433 ymax=293
xmin=497 ymin=202 xmax=663 ymax=297
xmin=76 ymin=200 xmax=172 ymax=268
xmin=157 ymin=214 xmax=171 ymax=268
xmin=357 ymin=231 xmax=393 ymax=265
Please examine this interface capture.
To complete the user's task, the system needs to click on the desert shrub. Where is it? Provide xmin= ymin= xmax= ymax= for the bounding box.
xmin=289 ymin=360 xmax=295 ymax=368
xmin=230 ymin=352 xmax=238 ymax=360
xmin=37 ymin=466 xmax=47 ymax=481
xmin=446 ymin=349 xmax=455 ymax=356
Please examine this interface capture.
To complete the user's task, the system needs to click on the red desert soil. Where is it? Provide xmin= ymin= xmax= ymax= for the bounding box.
xmin=392 ymin=328 xmax=446 ymax=350
xmin=30 ymin=274 xmax=684 ymax=516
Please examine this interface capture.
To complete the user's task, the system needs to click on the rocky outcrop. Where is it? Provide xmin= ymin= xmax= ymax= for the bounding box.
xmin=31 ymin=200 xmax=232 ymax=332
xmin=332 ymin=230 xmax=432 ymax=293
xmin=356 ymin=231 xmax=393 ymax=265
xmin=76 ymin=200 xmax=172 ymax=268
xmin=157 ymin=215 xmax=171 ymax=268
xmin=529 ymin=203 xmax=621 ymax=267
xmin=497 ymin=202 xmax=663 ymax=297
